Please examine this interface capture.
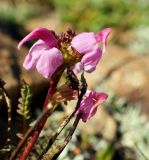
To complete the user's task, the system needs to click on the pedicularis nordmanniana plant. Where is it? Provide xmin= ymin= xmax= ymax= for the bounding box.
xmin=9 ymin=27 xmax=111 ymax=160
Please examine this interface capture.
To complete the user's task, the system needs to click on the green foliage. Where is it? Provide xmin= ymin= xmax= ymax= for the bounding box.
xmin=17 ymin=80 xmax=32 ymax=133
xmin=0 ymin=1 xmax=41 ymax=24
xmin=52 ymin=0 xmax=149 ymax=32
xmin=97 ymin=143 xmax=115 ymax=160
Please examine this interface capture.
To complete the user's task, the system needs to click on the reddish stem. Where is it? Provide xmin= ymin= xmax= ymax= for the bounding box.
xmin=19 ymin=117 xmax=47 ymax=160
xmin=9 ymin=108 xmax=50 ymax=160
xmin=43 ymin=64 xmax=65 ymax=111
xmin=42 ymin=81 xmax=54 ymax=111
xmin=18 ymin=65 xmax=65 ymax=160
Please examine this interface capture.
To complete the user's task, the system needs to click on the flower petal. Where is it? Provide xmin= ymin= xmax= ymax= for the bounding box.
xmin=23 ymin=40 xmax=47 ymax=70
xmin=95 ymin=28 xmax=111 ymax=53
xmin=71 ymin=32 xmax=97 ymax=54
xmin=18 ymin=27 xmax=58 ymax=49
xmin=86 ymin=92 xmax=108 ymax=121
xmin=72 ymin=62 xmax=84 ymax=74
xmin=36 ymin=47 xmax=63 ymax=79
xmin=95 ymin=92 xmax=108 ymax=102
xmin=76 ymin=91 xmax=108 ymax=122
xmin=81 ymin=45 xmax=102 ymax=72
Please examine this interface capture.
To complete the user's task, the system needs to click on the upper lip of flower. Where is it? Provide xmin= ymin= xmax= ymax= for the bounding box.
xmin=18 ymin=27 xmax=59 ymax=50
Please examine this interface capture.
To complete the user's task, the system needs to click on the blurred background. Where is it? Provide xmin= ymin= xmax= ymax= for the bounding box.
xmin=0 ymin=0 xmax=149 ymax=160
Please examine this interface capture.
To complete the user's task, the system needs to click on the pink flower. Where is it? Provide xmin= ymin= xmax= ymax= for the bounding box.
xmin=76 ymin=91 xmax=108 ymax=122
xmin=18 ymin=28 xmax=63 ymax=79
xmin=18 ymin=27 xmax=111 ymax=78
xmin=71 ymin=28 xmax=111 ymax=73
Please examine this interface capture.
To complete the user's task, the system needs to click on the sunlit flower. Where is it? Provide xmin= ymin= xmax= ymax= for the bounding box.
xmin=18 ymin=28 xmax=63 ymax=79
xmin=71 ymin=28 xmax=111 ymax=73
xmin=18 ymin=27 xmax=111 ymax=79
xmin=76 ymin=91 xmax=108 ymax=122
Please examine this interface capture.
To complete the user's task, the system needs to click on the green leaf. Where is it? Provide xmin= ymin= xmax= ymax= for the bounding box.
xmin=17 ymin=80 xmax=32 ymax=134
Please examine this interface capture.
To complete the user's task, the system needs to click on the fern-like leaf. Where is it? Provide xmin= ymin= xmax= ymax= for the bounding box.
xmin=17 ymin=80 xmax=32 ymax=133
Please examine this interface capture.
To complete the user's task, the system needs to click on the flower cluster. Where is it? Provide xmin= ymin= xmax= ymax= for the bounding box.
xmin=18 ymin=27 xmax=111 ymax=122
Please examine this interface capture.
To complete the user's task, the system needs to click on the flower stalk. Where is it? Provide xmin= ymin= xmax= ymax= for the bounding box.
xmin=9 ymin=105 xmax=54 ymax=160
xmin=43 ymin=117 xmax=80 ymax=160
xmin=18 ymin=65 xmax=65 ymax=160
xmin=9 ymin=27 xmax=111 ymax=160
xmin=38 ymin=72 xmax=87 ymax=159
